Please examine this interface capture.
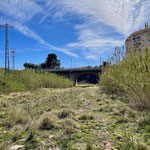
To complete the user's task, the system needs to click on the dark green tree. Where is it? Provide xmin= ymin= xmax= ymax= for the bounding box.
xmin=45 ymin=53 xmax=60 ymax=69
xmin=23 ymin=63 xmax=40 ymax=69
xmin=40 ymin=63 xmax=46 ymax=69
xmin=23 ymin=63 xmax=28 ymax=69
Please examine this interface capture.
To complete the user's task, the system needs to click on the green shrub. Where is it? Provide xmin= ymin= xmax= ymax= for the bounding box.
xmin=57 ymin=109 xmax=71 ymax=119
xmin=79 ymin=114 xmax=94 ymax=121
xmin=62 ymin=119 xmax=77 ymax=135
xmin=39 ymin=117 xmax=55 ymax=130
xmin=86 ymin=142 xmax=94 ymax=150
xmin=0 ymin=69 xmax=73 ymax=94
xmin=100 ymin=48 xmax=150 ymax=109
xmin=25 ymin=132 xmax=38 ymax=149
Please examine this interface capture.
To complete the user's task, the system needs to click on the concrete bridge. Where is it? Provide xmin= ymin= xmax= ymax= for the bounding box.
xmin=38 ymin=67 xmax=102 ymax=86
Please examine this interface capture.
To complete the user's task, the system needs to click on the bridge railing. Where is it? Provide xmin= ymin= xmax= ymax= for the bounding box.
xmin=37 ymin=67 xmax=102 ymax=72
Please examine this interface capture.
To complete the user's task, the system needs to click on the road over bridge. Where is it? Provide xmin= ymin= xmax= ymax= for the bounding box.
xmin=39 ymin=67 xmax=102 ymax=86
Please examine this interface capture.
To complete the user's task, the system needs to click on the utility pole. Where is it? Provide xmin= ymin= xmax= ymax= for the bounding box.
xmin=11 ymin=48 xmax=16 ymax=70
xmin=0 ymin=23 xmax=14 ymax=75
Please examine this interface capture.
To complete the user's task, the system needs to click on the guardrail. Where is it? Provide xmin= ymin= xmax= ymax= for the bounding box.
xmin=37 ymin=67 xmax=102 ymax=72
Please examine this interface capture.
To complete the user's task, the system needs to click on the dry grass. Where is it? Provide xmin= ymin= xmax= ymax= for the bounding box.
xmin=0 ymin=86 xmax=150 ymax=149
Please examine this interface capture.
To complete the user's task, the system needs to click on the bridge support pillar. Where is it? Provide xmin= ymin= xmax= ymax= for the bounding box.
xmin=74 ymin=77 xmax=78 ymax=86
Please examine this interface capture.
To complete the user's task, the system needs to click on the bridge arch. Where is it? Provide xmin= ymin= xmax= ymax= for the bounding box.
xmin=74 ymin=72 xmax=99 ymax=86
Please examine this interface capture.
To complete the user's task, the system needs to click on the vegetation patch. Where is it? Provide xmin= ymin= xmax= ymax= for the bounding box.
xmin=0 ymin=69 xmax=73 ymax=94
xmin=100 ymin=48 xmax=150 ymax=110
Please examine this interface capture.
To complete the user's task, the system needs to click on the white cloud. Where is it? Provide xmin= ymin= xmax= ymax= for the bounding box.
xmin=1 ymin=0 xmax=150 ymax=60
xmin=43 ymin=0 xmax=150 ymax=59
xmin=0 ymin=0 xmax=43 ymax=23
xmin=45 ymin=0 xmax=150 ymax=35
xmin=0 ymin=0 xmax=78 ymax=57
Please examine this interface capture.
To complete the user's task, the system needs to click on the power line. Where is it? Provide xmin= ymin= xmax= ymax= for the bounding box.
xmin=0 ymin=23 xmax=14 ymax=75
xmin=15 ymin=0 xmax=19 ymax=20
xmin=11 ymin=48 xmax=16 ymax=70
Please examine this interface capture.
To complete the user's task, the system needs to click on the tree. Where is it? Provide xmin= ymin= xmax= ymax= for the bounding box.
xmin=45 ymin=53 xmax=60 ymax=69
xmin=40 ymin=63 xmax=46 ymax=69
xmin=23 ymin=53 xmax=60 ymax=70
xmin=23 ymin=63 xmax=40 ymax=69
xmin=23 ymin=63 xmax=28 ymax=69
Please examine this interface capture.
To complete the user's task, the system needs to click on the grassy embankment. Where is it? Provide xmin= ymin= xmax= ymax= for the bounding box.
xmin=0 ymin=69 xmax=73 ymax=94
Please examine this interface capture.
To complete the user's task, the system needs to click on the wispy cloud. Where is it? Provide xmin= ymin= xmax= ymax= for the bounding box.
xmin=45 ymin=0 xmax=150 ymax=35
xmin=43 ymin=0 xmax=150 ymax=59
xmin=14 ymin=22 xmax=78 ymax=57
xmin=0 ymin=0 xmax=43 ymax=23
xmin=0 ymin=0 xmax=150 ymax=60
xmin=0 ymin=0 xmax=78 ymax=57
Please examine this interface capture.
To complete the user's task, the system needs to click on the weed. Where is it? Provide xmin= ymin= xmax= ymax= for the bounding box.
xmin=79 ymin=114 xmax=94 ymax=121
xmin=11 ymin=125 xmax=24 ymax=142
xmin=25 ymin=132 xmax=38 ymax=149
xmin=39 ymin=116 xmax=55 ymax=130
xmin=57 ymin=109 xmax=71 ymax=119
xmin=86 ymin=142 xmax=94 ymax=150
xmin=62 ymin=119 xmax=77 ymax=135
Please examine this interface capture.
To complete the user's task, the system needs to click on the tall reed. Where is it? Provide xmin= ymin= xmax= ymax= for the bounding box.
xmin=100 ymin=47 xmax=150 ymax=110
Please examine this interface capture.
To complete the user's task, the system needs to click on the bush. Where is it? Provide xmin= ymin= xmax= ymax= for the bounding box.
xmin=79 ymin=114 xmax=94 ymax=121
xmin=86 ymin=142 xmax=94 ymax=150
xmin=57 ymin=109 xmax=71 ymax=119
xmin=0 ymin=69 xmax=73 ymax=94
xmin=1 ymin=108 xmax=28 ymax=128
xmin=39 ymin=117 xmax=55 ymax=130
xmin=100 ymin=48 xmax=150 ymax=109
xmin=62 ymin=119 xmax=77 ymax=135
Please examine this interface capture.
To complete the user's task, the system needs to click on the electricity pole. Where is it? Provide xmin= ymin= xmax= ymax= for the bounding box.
xmin=100 ymin=57 xmax=101 ymax=67
xmin=11 ymin=48 xmax=16 ymax=70
xmin=0 ymin=23 xmax=14 ymax=75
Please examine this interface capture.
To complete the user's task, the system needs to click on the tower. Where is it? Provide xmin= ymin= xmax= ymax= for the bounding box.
xmin=0 ymin=24 xmax=14 ymax=75
xmin=11 ymin=48 xmax=16 ymax=70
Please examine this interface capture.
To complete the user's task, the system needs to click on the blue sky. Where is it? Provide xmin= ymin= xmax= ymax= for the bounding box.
xmin=0 ymin=0 xmax=150 ymax=69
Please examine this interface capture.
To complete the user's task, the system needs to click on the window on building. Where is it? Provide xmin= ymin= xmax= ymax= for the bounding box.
xmin=133 ymin=37 xmax=136 ymax=40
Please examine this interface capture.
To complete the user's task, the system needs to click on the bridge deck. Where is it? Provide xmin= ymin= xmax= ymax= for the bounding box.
xmin=38 ymin=68 xmax=102 ymax=73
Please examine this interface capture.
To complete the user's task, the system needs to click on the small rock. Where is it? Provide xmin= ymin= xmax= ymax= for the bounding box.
xmin=0 ymin=131 xmax=7 ymax=134
xmin=9 ymin=145 xmax=25 ymax=150
xmin=49 ymin=135 xmax=54 ymax=139
xmin=18 ymin=139 xmax=26 ymax=142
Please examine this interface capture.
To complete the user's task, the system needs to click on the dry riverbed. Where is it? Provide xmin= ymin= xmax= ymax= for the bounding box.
xmin=0 ymin=86 xmax=150 ymax=150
